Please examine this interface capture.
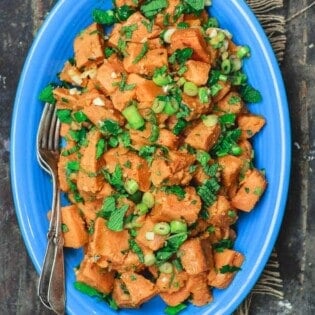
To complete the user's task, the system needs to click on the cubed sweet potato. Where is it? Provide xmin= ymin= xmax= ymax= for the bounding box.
xmin=76 ymin=256 xmax=115 ymax=294
xmin=231 ymin=168 xmax=267 ymax=212
xmin=187 ymin=273 xmax=213 ymax=306
xmin=150 ymin=187 xmax=201 ymax=225
xmin=61 ymin=205 xmax=88 ymax=248
xmin=208 ymin=249 xmax=244 ymax=289
xmin=237 ymin=114 xmax=266 ymax=139
xmin=74 ymin=23 xmax=105 ymax=69
xmin=184 ymin=60 xmax=211 ymax=86
xmin=170 ymin=28 xmax=210 ymax=63
xmin=185 ymin=119 xmax=221 ymax=151
xmin=216 ymin=91 xmax=244 ymax=114
xmin=179 ymin=238 xmax=213 ymax=275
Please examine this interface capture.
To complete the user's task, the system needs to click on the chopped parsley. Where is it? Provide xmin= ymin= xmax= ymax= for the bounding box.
xmin=161 ymin=185 xmax=186 ymax=200
xmin=39 ymin=84 xmax=56 ymax=104
xmin=132 ymin=42 xmax=149 ymax=64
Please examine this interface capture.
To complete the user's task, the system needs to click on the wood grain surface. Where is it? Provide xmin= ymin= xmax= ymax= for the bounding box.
xmin=0 ymin=1 xmax=314 ymax=314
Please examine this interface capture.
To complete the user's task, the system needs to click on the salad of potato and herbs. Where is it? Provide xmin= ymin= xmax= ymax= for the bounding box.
xmin=39 ymin=0 xmax=267 ymax=313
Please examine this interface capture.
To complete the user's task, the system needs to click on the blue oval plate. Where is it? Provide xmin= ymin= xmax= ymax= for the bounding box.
xmin=11 ymin=0 xmax=291 ymax=314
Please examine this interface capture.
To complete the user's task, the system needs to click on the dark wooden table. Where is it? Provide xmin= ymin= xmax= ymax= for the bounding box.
xmin=0 ymin=1 xmax=314 ymax=314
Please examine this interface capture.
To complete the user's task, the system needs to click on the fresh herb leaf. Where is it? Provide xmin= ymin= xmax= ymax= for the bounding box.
xmin=240 ymin=84 xmax=262 ymax=103
xmin=97 ymin=196 xmax=116 ymax=220
xmin=138 ymin=145 xmax=157 ymax=164
xmin=107 ymin=204 xmax=129 ymax=231
xmin=149 ymin=125 xmax=160 ymax=143
xmin=172 ymin=118 xmax=187 ymax=135
xmin=219 ymin=264 xmax=242 ymax=274
xmin=115 ymin=5 xmax=135 ymax=22
xmin=176 ymin=103 xmax=191 ymax=119
xmin=140 ymin=0 xmax=168 ymax=18
xmin=219 ymin=113 xmax=236 ymax=126
xmin=141 ymin=19 xmax=154 ymax=32
xmin=74 ymin=281 xmax=119 ymax=310
xmin=73 ymin=110 xmax=88 ymax=123
xmin=197 ymin=178 xmax=220 ymax=208
xmin=133 ymin=42 xmax=149 ymax=64
xmin=92 ymin=9 xmax=116 ymax=25
xmin=129 ymin=239 xmax=145 ymax=263
xmin=120 ymin=23 xmax=138 ymax=39
xmin=211 ymin=128 xmax=242 ymax=157
xmin=104 ymin=47 xmax=116 ymax=58
xmin=99 ymin=119 xmax=122 ymax=136
xmin=113 ymin=72 xmax=136 ymax=92
xmin=156 ymin=233 xmax=188 ymax=264
xmin=39 ymin=84 xmax=56 ymax=104
xmin=161 ymin=185 xmax=186 ymax=200
xmin=117 ymin=37 xmax=128 ymax=57
xmin=61 ymin=223 xmax=69 ymax=233
xmin=96 ymin=138 xmax=106 ymax=159
xmin=119 ymin=131 xmax=131 ymax=147
xmin=165 ymin=303 xmax=187 ymax=315
xmin=66 ymin=161 xmax=80 ymax=175
xmin=213 ymin=239 xmax=234 ymax=253
xmin=183 ymin=0 xmax=205 ymax=11
xmin=56 ymin=109 xmax=72 ymax=123
xmin=103 ymin=164 xmax=124 ymax=190
xmin=169 ymin=48 xmax=193 ymax=65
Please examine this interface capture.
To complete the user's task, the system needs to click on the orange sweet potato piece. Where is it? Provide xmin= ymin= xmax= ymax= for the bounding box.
xmin=187 ymin=273 xmax=213 ymax=306
xmin=88 ymin=217 xmax=130 ymax=267
xmin=208 ymin=249 xmax=244 ymax=289
xmin=120 ymin=272 xmax=157 ymax=307
xmin=95 ymin=57 xmax=125 ymax=95
xmin=212 ymin=80 xmax=231 ymax=103
xmin=156 ymin=271 xmax=188 ymax=293
xmin=74 ymin=23 xmax=105 ymax=69
xmin=231 ymin=168 xmax=267 ymax=212
xmin=77 ymin=129 xmax=104 ymax=195
xmin=237 ymin=114 xmax=266 ymax=139
xmin=170 ymin=28 xmax=210 ymax=63
xmin=179 ymin=238 xmax=213 ymax=275
xmin=207 ymin=195 xmax=237 ymax=228
xmin=123 ymin=43 xmax=168 ymax=76
xmin=150 ymin=150 xmax=195 ymax=187
xmin=184 ymin=119 xmax=221 ymax=151
xmin=61 ymin=205 xmax=88 ymax=248
xmin=76 ymin=257 xmax=115 ymax=294
xmin=112 ymin=279 xmax=133 ymax=308
xmin=182 ymin=94 xmax=212 ymax=121
xmin=216 ymin=91 xmax=244 ymax=114
xmin=156 ymin=129 xmax=179 ymax=150
xmin=183 ymin=60 xmax=211 ymax=86
xmin=135 ymin=79 xmax=163 ymax=103
xmin=159 ymin=284 xmax=190 ymax=307
xmin=136 ymin=216 xmax=167 ymax=251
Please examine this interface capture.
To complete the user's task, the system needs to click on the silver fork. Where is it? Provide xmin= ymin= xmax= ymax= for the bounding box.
xmin=36 ymin=102 xmax=65 ymax=315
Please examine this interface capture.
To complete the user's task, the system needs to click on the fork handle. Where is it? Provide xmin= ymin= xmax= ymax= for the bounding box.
xmin=38 ymin=184 xmax=65 ymax=314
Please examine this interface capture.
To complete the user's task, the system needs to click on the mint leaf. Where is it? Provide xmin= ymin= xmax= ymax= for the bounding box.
xmin=183 ymin=0 xmax=205 ymax=11
xmin=96 ymin=138 xmax=106 ymax=159
xmin=161 ymin=186 xmax=186 ymax=200
xmin=39 ymin=84 xmax=56 ymax=104
xmin=240 ymin=84 xmax=262 ymax=103
xmin=107 ymin=204 xmax=129 ymax=231
xmin=141 ymin=0 xmax=168 ymax=18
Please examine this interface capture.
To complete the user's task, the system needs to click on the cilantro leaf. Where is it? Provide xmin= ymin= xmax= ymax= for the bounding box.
xmin=132 ymin=42 xmax=149 ymax=64
xmin=56 ymin=109 xmax=72 ymax=124
xmin=99 ymin=119 xmax=122 ymax=136
xmin=183 ymin=0 xmax=205 ymax=11
xmin=97 ymin=196 xmax=116 ymax=220
xmin=92 ymin=9 xmax=116 ymax=25
xmin=169 ymin=48 xmax=193 ymax=65
xmin=96 ymin=138 xmax=106 ymax=159
xmin=197 ymin=178 xmax=221 ymax=208
xmin=213 ymin=239 xmax=234 ymax=253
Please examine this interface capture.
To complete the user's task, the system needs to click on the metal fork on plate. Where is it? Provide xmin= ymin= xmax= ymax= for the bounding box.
xmin=36 ymin=102 xmax=65 ymax=314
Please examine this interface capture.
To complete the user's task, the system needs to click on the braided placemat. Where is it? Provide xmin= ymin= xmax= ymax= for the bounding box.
xmin=236 ymin=1 xmax=286 ymax=314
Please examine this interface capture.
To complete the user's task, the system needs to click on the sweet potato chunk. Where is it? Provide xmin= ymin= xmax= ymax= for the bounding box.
xmin=185 ymin=119 xmax=221 ymax=151
xmin=170 ymin=28 xmax=210 ymax=63
xmin=156 ymin=271 xmax=188 ymax=293
xmin=82 ymin=104 xmax=125 ymax=127
xmin=123 ymin=43 xmax=168 ymax=76
xmin=212 ymin=80 xmax=231 ymax=103
xmin=76 ymin=257 xmax=115 ymax=294
xmin=207 ymin=195 xmax=237 ymax=228
xmin=89 ymin=217 xmax=130 ymax=267
xmin=237 ymin=114 xmax=266 ymax=139
xmin=95 ymin=57 xmax=125 ymax=95
xmin=156 ymin=129 xmax=179 ymax=150
xmin=61 ymin=205 xmax=88 ymax=248
xmin=136 ymin=216 xmax=167 ymax=251
xmin=208 ymin=249 xmax=244 ymax=289
xmin=179 ymin=238 xmax=213 ymax=275
xmin=231 ymin=168 xmax=267 ymax=212
xmin=216 ymin=92 xmax=244 ymax=114
xmin=187 ymin=273 xmax=213 ymax=306
xmin=77 ymin=129 xmax=104 ymax=194
xmin=184 ymin=60 xmax=211 ymax=86
xmin=150 ymin=149 xmax=195 ymax=186
xmin=103 ymin=147 xmax=151 ymax=192
xmin=112 ymin=279 xmax=133 ymax=308
xmin=120 ymin=272 xmax=157 ymax=307
xmin=150 ymin=187 xmax=201 ymax=225
xmin=135 ymin=79 xmax=163 ymax=103
xmin=122 ymin=12 xmax=161 ymax=43
xmin=160 ymin=284 xmax=190 ymax=307
xmin=182 ymin=94 xmax=212 ymax=121
xmin=74 ymin=23 xmax=105 ymax=69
